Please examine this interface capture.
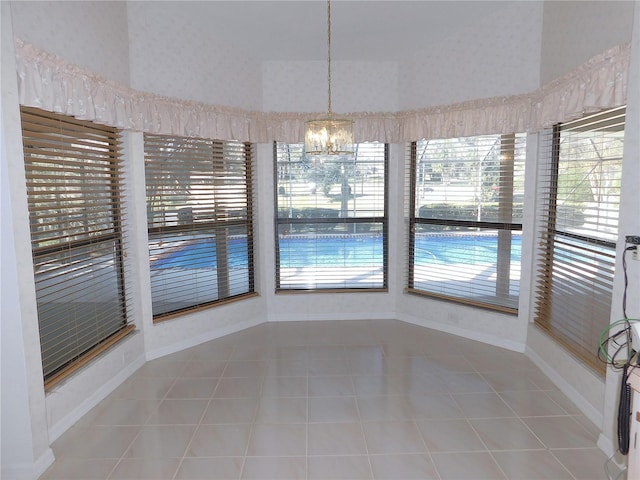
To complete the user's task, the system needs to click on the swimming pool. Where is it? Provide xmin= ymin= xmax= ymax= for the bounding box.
xmin=151 ymin=234 xmax=521 ymax=269
xmin=413 ymin=234 xmax=522 ymax=265
xmin=152 ymin=239 xmax=249 ymax=269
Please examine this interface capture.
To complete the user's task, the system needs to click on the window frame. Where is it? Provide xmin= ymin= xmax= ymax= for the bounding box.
xmin=144 ymin=134 xmax=256 ymax=321
xmin=534 ymin=106 xmax=625 ymax=374
xmin=407 ymin=134 xmax=525 ymax=313
xmin=21 ymin=106 xmax=133 ymax=390
xmin=273 ymin=142 xmax=389 ymax=292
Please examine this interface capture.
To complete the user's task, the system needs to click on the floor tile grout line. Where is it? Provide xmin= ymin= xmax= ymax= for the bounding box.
xmin=170 ymin=356 xmax=230 ymax=480
xmin=43 ymin=321 xmax=621 ymax=480
xmin=444 ymin=366 xmax=539 ymax=480
xmin=412 ymin=411 xmax=445 ymax=480
xmin=539 ymin=388 xmax=579 ymax=416
xmin=349 ymin=362 xmax=375 ymax=480
xmin=547 ymin=449 xmax=583 ymax=480
xmin=463 ymin=416 xmax=515 ymax=480
xmin=237 ymin=364 xmax=267 ymax=480
xmin=104 ymin=366 xmax=187 ymax=480
xmin=305 ymin=347 xmax=309 ymax=480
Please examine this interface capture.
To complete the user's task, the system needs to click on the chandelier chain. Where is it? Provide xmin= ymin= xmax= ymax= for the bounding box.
xmin=304 ymin=0 xmax=353 ymax=156
xmin=327 ymin=0 xmax=332 ymax=115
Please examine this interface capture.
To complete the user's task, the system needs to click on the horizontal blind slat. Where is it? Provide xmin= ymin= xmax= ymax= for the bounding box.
xmin=145 ymin=134 xmax=254 ymax=320
xmin=275 ymin=142 xmax=387 ymax=290
xmin=409 ymin=134 xmax=525 ymax=311
xmin=534 ymin=106 xmax=625 ymax=375
xmin=21 ymin=106 xmax=132 ymax=387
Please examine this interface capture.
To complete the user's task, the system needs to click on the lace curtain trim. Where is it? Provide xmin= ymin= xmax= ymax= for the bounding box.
xmin=14 ymin=39 xmax=630 ymax=142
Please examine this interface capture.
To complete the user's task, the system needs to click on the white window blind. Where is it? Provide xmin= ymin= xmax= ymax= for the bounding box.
xmin=275 ymin=143 xmax=387 ymax=290
xmin=535 ymin=106 xmax=625 ymax=373
xmin=144 ymin=134 xmax=255 ymax=319
xmin=21 ymin=106 xmax=133 ymax=389
xmin=408 ymin=134 xmax=526 ymax=311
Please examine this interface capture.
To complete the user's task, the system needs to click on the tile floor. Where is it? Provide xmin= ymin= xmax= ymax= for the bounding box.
xmin=41 ymin=320 xmax=624 ymax=479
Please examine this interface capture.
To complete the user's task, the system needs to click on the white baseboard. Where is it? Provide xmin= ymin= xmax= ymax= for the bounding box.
xmin=526 ymin=345 xmax=604 ymax=429
xmin=47 ymin=354 xmax=146 ymax=442
xmin=145 ymin=317 xmax=264 ymax=361
xmin=33 ymin=448 xmax=55 ymax=480
xmin=267 ymin=312 xmax=396 ymax=323
xmin=267 ymin=313 xmax=525 ymax=353
xmin=48 ymin=318 xmax=264 ymax=442
xmin=597 ymin=434 xmax=616 ymax=459
xmin=596 ymin=433 xmax=628 ymax=471
xmin=1 ymin=447 xmax=54 ymax=480
xmin=397 ymin=312 xmax=526 ymax=353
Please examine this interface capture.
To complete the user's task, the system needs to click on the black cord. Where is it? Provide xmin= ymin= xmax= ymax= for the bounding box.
xmin=599 ymin=244 xmax=637 ymax=369
xmin=622 ymin=246 xmax=635 ymax=319
xmin=617 ymin=364 xmax=632 ymax=455
xmin=603 ymin=242 xmax=640 ymax=456
xmin=598 ymin=325 xmax=633 ymax=369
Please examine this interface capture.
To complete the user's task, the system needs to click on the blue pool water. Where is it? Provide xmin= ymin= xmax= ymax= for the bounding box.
xmin=151 ymin=235 xmax=521 ymax=269
xmin=279 ymin=236 xmax=382 ymax=267
xmin=414 ymin=235 xmax=522 ymax=265
xmin=152 ymin=239 xmax=249 ymax=269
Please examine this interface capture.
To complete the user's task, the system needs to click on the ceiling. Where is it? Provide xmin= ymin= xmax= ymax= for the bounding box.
xmin=151 ymin=1 xmax=514 ymax=62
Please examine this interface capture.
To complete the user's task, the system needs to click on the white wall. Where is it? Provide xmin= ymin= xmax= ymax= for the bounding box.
xmin=8 ymin=1 xmax=130 ymax=85
xmin=540 ymin=0 xmax=636 ymax=84
xmin=0 ymin=91 xmax=51 ymax=480
xmin=398 ymin=1 xmax=543 ymax=109
xmin=600 ymin=0 xmax=640 ymax=455
xmin=8 ymin=1 xmax=544 ymax=114
xmin=126 ymin=2 xmax=262 ymax=110
xmin=262 ymin=60 xmax=398 ymax=113
xmin=263 ymin=2 xmax=543 ymax=113
xmin=397 ymin=295 xmax=527 ymax=353
xmin=1 ymin=4 xmax=53 ymax=477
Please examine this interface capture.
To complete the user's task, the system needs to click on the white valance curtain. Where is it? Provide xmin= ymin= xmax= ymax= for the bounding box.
xmin=530 ymin=43 xmax=630 ymax=128
xmin=15 ymin=38 xmax=630 ymax=143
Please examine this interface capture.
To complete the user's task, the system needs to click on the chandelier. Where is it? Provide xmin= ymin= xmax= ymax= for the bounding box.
xmin=304 ymin=0 xmax=354 ymax=157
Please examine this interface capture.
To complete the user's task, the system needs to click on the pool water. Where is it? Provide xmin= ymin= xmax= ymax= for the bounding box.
xmin=279 ymin=237 xmax=382 ymax=267
xmin=152 ymin=239 xmax=249 ymax=269
xmin=413 ymin=234 xmax=522 ymax=265
xmin=151 ymin=235 xmax=521 ymax=269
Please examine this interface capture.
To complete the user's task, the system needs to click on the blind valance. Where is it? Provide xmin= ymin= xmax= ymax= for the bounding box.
xmin=14 ymin=38 xmax=630 ymax=143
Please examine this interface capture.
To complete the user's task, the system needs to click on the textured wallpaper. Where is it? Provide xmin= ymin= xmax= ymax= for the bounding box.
xmin=8 ymin=1 xmax=634 ymax=114
xmin=9 ymin=1 xmax=541 ymax=113
xmin=9 ymin=0 xmax=130 ymax=85
xmin=262 ymin=60 xmax=399 ymax=113
xmin=398 ymin=1 xmax=544 ymax=110
xmin=540 ymin=0 xmax=636 ymax=84
xmin=126 ymin=2 xmax=262 ymax=110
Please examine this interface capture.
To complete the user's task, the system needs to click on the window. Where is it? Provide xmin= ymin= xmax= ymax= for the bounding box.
xmin=535 ymin=106 xmax=625 ymax=373
xmin=21 ymin=106 xmax=133 ymax=389
xmin=144 ymin=134 xmax=255 ymax=319
xmin=275 ymin=142 xmax=387 ymax=290
xmin=408 ymin=134 xmax=526 ymax=311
